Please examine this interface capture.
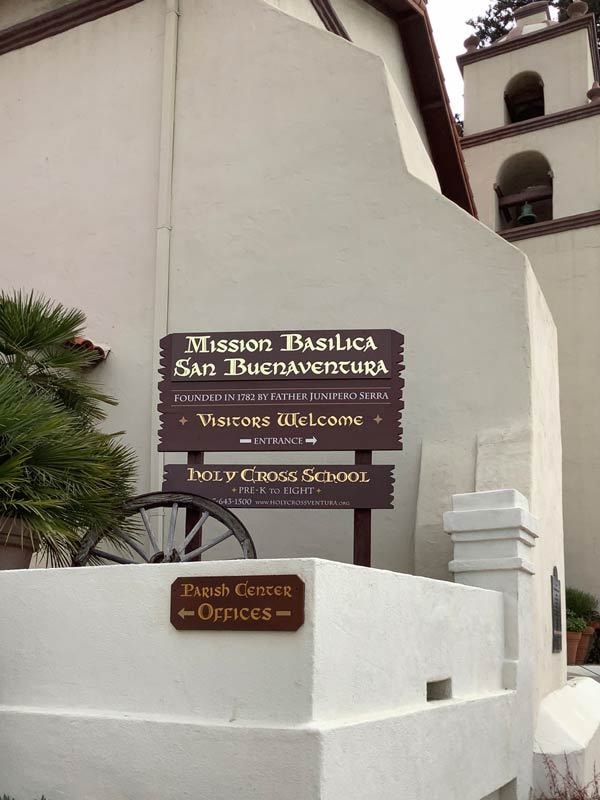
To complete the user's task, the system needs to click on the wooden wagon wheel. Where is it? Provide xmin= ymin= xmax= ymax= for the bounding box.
xmin=73 ymin=491 xmax=257 ymax=566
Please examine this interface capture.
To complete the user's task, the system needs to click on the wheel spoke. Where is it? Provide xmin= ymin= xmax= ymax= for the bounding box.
xmin=178 ymin=511 xmax=210 ymax=555
xmin=182 ymin=529 xmax=233 ymax=561
xmin=90 ymin=548 xmax=135 ymax=565
xmin=119 ymin=532 xmax=150 ymax=563
xmin=75 ymin=492 xmax=257 ymax=566
xmin=166 ymin=502 xmax=178 ymax=556
xmin=139 ymin=508 xmax=160 ymax=552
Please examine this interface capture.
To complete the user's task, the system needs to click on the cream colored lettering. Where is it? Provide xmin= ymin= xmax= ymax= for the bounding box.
xmin=279 ymin=333 xmax=379 ymax=352
xmin=173 ymin=358 xmax=216 ymax=378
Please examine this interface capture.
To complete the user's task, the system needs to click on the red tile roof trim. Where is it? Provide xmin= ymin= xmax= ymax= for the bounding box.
xmin=67 ymin=337 xmax=110 ymax=364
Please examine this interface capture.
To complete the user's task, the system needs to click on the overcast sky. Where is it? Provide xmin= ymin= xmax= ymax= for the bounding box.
xmin=427 ymin=0 xmax=493 ymax=116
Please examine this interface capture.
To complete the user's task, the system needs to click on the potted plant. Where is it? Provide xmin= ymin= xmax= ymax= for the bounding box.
xmin=566 ymin=587 xmax=599 ymax=665
xmin=566 ymin=612 xmax=587 ymax=665
xmin=590 ymin=612 xmax=600 ymax=632
xmin=0 ymin=291 xmax=137 ymax=568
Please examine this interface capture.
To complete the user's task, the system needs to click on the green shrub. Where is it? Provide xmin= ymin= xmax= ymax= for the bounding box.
xmin=566 ymin=587 xmax=598 ymax=623
xmin=0 ymin=369 xmax=137 ymax=566
xmin=567 ymin=612 xmax=587 ymax=633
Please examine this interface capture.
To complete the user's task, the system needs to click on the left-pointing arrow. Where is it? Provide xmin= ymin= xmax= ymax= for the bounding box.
xmin=178 ymin=608 xmax=195 ymax=620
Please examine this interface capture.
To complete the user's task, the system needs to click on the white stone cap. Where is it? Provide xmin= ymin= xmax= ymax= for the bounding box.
xmin=451 ymin=489 xmax=529 ymax=512
xmin=444 ymin=489 xmax=538 ymax=539
xmin=445 ymin=489 xmax=538 ymax=576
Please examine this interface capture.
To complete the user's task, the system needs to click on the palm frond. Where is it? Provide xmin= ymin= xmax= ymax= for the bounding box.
xmin=0 ymin=308 xmax=138 ymax=565
xmin=0 ymin=290 xmax=112 ymax=424
xmin=0 ymin=290 xmax=85 ymax=353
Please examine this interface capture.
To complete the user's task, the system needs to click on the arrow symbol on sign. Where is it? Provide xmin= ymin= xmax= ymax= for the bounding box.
xmin=239 ymin=438 xmax=252 ymax=444
xmin=178 ymin=608 xmax=195 ymax=620
xmin=306 ymin=436 xmax=317 ymax=445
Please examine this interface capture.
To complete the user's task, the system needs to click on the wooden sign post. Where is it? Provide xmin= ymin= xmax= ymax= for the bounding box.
xmin=158 ymin=329 xmax=405 ymax=567
xmin=354 ymin=449 xmax=372 ymax=567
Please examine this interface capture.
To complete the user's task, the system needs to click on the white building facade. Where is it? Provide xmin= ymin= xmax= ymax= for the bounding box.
xmin=1 ymin=3 xmax=594 ymax=795
xmin=460 ymin=0 xmax=600 ymax=597
xmin=0 ymin=0 xmax=561 ymax=580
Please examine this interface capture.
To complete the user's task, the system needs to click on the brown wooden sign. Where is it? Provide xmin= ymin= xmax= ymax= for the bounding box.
xmin=163 ymin=330 xmax=395 ymax=382
xmin=170 ymin=574 xmax=305 ymax=631
xmin=163 ymin=463 xmax=395 ymax=509
xmin=158 ymin=329 xmax=404 ymax=452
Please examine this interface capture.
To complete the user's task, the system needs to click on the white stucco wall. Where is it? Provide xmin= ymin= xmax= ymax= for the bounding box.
xmin=515 ymin=227 xmax=600 ymax=598
xmin=263 ymin=0 xmax=436 ymax=184
xmin=443 ymin=277 xmax=565 ymax=706
xmin=525 ymin=267 xmax=566 ymax=697
xmin=463 ymin=27 xmax=594 ymax=135
xmin=534 ymin=677 xmax=600 ymax=792
xmin=0 ymin=558 xmax=530 ymax=799
xmin=385 ymin=64 xmax=440 ymax=190
xmin=264 ymin=0 xmax=431 ymax=155
xmin=463 ymin=116 xmax=600 ymax=229
xmin=0 ymin=0 xmax=165 ymax=489
xmin=166 ymin=0 xmax=563 ymax=621
xmin=0 ymin=559 xmax=505 ymax=723
xmin=264 ymin=0 xmax=324 ymax=28
xmin=0 ymin=0 xmax=565 ymax=691
xmin=329 ymin=0 xmax=431 ymax=152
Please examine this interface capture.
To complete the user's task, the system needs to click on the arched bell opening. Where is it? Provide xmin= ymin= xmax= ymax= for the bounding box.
xmin=504 ymin=72 xmax=545 ymax=124
xmin=494 ymin=151 xmax=553 ymax=231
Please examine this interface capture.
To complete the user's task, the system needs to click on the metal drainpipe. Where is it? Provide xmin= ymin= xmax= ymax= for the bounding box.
xmin=150 ymin=0 xmax=180 ymax=493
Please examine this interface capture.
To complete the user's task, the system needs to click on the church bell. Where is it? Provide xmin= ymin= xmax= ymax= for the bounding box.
xmin=517 ymin=201 xmax=537 ymax=226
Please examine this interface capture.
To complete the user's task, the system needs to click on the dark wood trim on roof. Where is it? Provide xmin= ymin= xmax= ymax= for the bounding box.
xmin=0 ymin=0 xmax=143 ymax=57
xmin=363 ymin=0 xmax=477 ymax=217
xmin=502 ymin=208 xmax=600 ymax=242
xmin=370 ymin=0 xmax=428 ymax=13
xmin=309 ymin=0 xmax=351 ymax=40
xmin=462 ymin=101 xmax=600 ymax=148
xmin=457 ymin=15 xmax=600 ymax=82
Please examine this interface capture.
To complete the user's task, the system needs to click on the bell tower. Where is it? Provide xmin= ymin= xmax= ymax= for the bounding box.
xmin=459 ymin=0 xmax=600 ymax=595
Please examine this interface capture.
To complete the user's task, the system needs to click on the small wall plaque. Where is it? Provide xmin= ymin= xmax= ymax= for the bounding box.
xmin=551 ymin=566 xmax=562 ymax=653
xmin=171 ymin=574 xmax=305 ymax=632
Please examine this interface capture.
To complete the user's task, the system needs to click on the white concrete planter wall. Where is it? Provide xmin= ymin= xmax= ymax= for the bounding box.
xmin=0 ymin=551 xmax=527 ymax=800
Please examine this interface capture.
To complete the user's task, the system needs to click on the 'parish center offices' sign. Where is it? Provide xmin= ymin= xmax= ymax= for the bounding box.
xmin=158 ymin=329 xmax=404 ymax=452
xmin=171 ymin=575 xmax=305 ymax=631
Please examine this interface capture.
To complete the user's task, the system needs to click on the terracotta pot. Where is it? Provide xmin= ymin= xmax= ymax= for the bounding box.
xmin=576 ymin=627 xmax=596 ymax=665
xmin=567 ymin=631 xmax=582 ymax=665
xmin=0 ymin=517 xmax=35 ymax=570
